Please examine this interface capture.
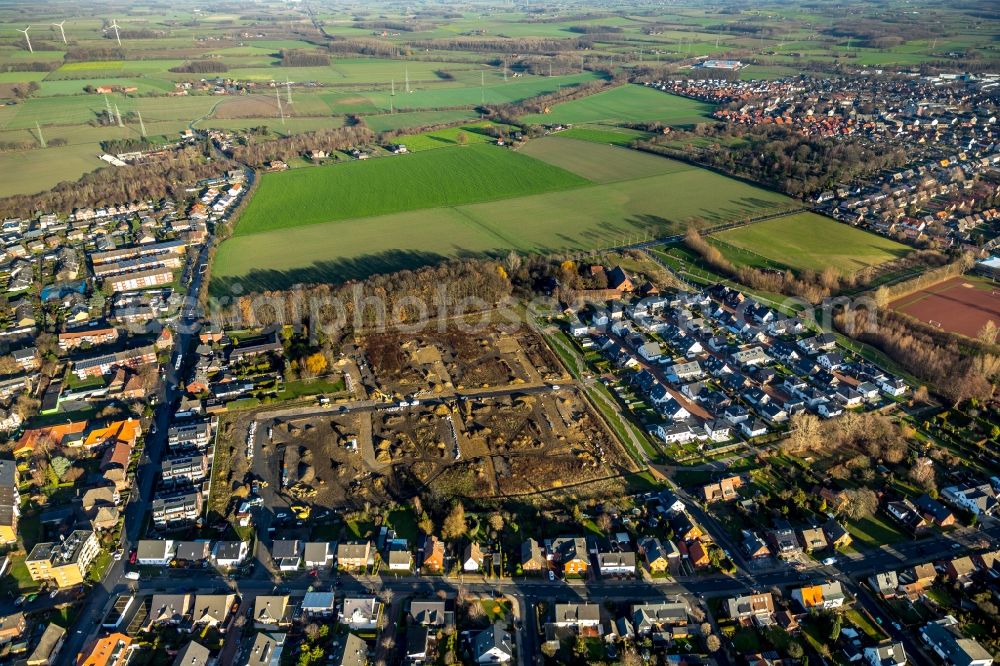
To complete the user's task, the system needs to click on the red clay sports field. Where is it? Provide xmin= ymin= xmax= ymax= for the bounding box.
xmin=889 ymin=276 xmax=1000 ymax=338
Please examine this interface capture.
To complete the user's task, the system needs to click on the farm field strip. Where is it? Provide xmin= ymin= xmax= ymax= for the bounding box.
xmin=233 ymin=144 xmax=590 ymax=236
xmin=516 ymin=135 xmax=689 ymax=183
xmin=213 ymin=147 xmax=795 ymax=291
xmin=521 ymin=83 xmax=715 ymax=126
xmin=710 ymin=212 xmax=912 ymax=275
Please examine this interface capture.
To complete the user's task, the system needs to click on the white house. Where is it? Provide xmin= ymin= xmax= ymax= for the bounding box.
xmin=879 ymin=377 xmax=908 ymax=397
xmin=342 ymin=597 xmax=381 ymax=631
xmin=704 ymin=420 xmax=732 ymax=442
xmin=474 ymin=623 xmax=513 ymax=664
xmin=303 ymin=542 xmax=335 ymax=569
xmin=865 ymin=642 xmax=907 ymax=666
xmin=741 ymin=420 xmax=768 ymax=438
xmin=656 ymin=422 xmax=696 ymax=444
xmin=212 ymin=541 xmax=249 ymax=568
xmin=137 ymin=539 xmax=176 ymax=566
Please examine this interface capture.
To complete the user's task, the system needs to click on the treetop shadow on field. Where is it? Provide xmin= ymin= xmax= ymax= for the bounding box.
xmin=210 ymin=248 xmax=480 ymax=295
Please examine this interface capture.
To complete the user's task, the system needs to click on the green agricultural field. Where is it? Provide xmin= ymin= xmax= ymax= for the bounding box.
xmin=521 ymin=84 xmax=715 ymax=127
xmin=517 ymin=135 xmax=685 ymax=183
xmin=394 ymin=123 xmax=500 ymax=152
xmin=362 ymin=110 xmax=480 ymax=132
xmin=711 ymin=212 xmax=911 ymax=275
xmin=234 ymin=144 xmax=589 ymax=236
xmin=213 ymin=147 xmax=794 ymax=291
xmin=0 ymin=143 xmax=102 ymax=197
xmin=557 ymin=126 xmax=652 ymax=146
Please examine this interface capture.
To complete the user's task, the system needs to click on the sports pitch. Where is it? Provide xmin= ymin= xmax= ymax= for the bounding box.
xmin=889 ymin=276 xmax=1000 ymax=339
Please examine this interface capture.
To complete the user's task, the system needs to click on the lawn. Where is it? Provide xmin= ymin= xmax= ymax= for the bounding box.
xmin=518 ymin=135 xmax=687 ymax=183
xmin=711 ymin=212 xmax=911 ymax=275
xmin=233 ymin=144 xmax=589 ymax=236
xmin=521 ymin=84 xmax=715 ymax=126
xmin=213 ymin=155 xmax=793 ymax=291
xmin=847 ymin=514 xmax=908 ymax=548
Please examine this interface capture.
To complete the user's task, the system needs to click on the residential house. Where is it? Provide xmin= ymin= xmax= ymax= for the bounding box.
xmin=26 ymin=623 xmax=65 ymax=666
xmin=137 ymin=539 xmax=176 ymax=566
xmin=670 ymin=513 xmax=703 ymax=542
xmin=174 ymin=540 xmax=212 ymax=564
xmin=792 ymin=581 xmax=846 ymax=610
xmin=0 ymin=459 xmax=19 ymax=545
xmin=25 ymin=529 xmax=99 ymax=588
xmin=147 ymin=593 xmax=192 ymax=627
xmin=726 ymin=593 xmax=776 ymax=625
xmin=520 ymin=538 xmax=547 ymax=573
xmin=870 ymin=571 xmax=900 ymax=598
xmin=463 ymin=543 xmax=485 ymax=572
xmin=272 ymin=540 xmax=303 ymax=572
xmin=473 ymin=623 xmax=513 ymax=664
xmin=77 ymin=633 xmax=133 ymax=666
xmin=945 ymin=556 xmax=976 ymax=585
xmin=703 ymin=476 xmax=742 ymax=502
xmin=332 ymin=633 xmax=366 ymax=666
xmin=0 ymin=612 xmax=25 ymax=643
xmin=212 ymin=541 xmax=249 ymax=569
xmin=247 ymin=632 xmax=285 ymax=666
xmin=633 ymin=602 xmax=688 ymax=635
xmin=341 ymin=597 xmax=381 ymax=631
xmin=865 ymin=643 xmax=907 ymax=666
xmin=303 ymin=542 xmax=335 ymax=569
xmin=553 ymin=603 xmax=602 ymax=631
xmin=173 ymin=642 xmax=211 ymax=666
xmin=253 ymin=596 xmax=292 ymax=630
xmin=899 ymin=563 xmax=937 ymax=599
xmin=387 ymin=544 xmax=412 ymax=572
xmin=824 ymin=520 xmax=853 ymax=549
xmin=914 ymin=494 xmax=956 ymax=527
xmin=687 ymin=540 xmax=711 ymax=568
xmin=410 ymin=600 xmax=452 ymax=627
xmin=190 ymin=594 xmax=235 ymax=629
xmin=337 ymin=541 xmax=372 ymax=571
xmin=597 ymin=549 xmax=636 ymax=577
xmin=799 ymin=528 xmax=828 ymax=552
xmin=422 ymin=535 xmax=445 ymax=573
xmin=921 ymin=618 xmax=993 ymax=666
xmin=301 ymin=592 xmax=336 ymax=617
xmin=639 ymin=537 xmax=671 ymax=574
xmin=551 ymin=537 xmax=589 ymax=576
xmin=942 ymin=484 xmax=999 ymax=517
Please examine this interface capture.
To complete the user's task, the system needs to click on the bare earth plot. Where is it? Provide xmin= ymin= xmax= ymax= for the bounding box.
xmin=889 ymin=275 xmax=1000 ymax=338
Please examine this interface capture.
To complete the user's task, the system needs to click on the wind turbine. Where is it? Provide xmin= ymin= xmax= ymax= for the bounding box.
xmin=17 ymin=27 xmax=32 ymax=53
xmin=109 ymin=20 xmax=122 ymax=47
xmin=52 ymin=21 xmax=67 ymax=44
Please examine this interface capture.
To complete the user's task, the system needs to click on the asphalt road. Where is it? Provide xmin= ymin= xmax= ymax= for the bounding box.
xmin=60 ymin=240 xmax=214 ymax=663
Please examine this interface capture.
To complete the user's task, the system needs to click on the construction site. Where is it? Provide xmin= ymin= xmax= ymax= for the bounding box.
xmin=215 ymin=326 xmax=636 ymax=519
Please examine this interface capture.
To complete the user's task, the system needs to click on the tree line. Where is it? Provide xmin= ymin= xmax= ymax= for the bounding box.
xmin=280 ymin=49 xmax=330 ymax=67
xmin=638 ymin=124 xmax=909 ymax=199
xmin=223 ymin=259 xmax=514 ymax=345
xmin=0 ymin=144 xmax=231 ymax=219
xmin=227 ymin=125 xmax=374 ymax=168
xmin=836 ymin=307 xmax=998 ymax=406
xmin=169 ymin=60 xmax=229 ymax=73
